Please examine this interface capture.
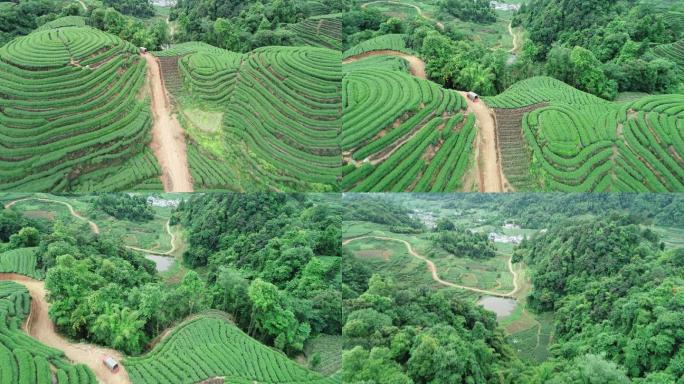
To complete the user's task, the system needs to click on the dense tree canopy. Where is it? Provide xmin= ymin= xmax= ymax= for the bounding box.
xmin=342 ymin=274 xmax=518 ymax=384
xmin=93 ymin=194 xmax=154 ymax=222
xmin=513 ymin=0 xmax=683 ymax=97
xmin=102 ymin=0 xmax=154 ymax=18
xmin=432 ymin=228 xmax=496 ymax=259
xmin=438 ymin=0 xmax=496 ymax=24
xmin=175 ymin=193 xmax=341 ymax=354
xmin=514 ymin=215 xmax=683 ymax=381
xmin=170 ymin=0 xmax=349 ymax=52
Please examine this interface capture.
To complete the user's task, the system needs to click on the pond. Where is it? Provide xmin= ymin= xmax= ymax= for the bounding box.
xmin=477 ymin=296 xmax=517 ymax=318
xmin=145 ymin=254 xmax=175 ymax=272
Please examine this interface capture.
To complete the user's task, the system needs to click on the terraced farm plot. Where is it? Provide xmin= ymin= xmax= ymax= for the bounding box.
xmin=0 ymin=248 xmax=40 ymax=279
xmin=342 ymin=34 xmax=411 ymax=59
xmin=304 ymin=335 xmax=342 ymax=376
xmin=341 ymin=65 xmax=474 ymax=192
xmin=654 ymin=39 xmax=684 ymax=70
xmin=0 ymin=26 xmax=160 ymax=192
xmin=0 ymin=280 xmax=97 ymax=384
xmin=289 ymin=14 xmax=342 ymax=50
xmin=484 ymin=76 xmax=684 ymax=192
xmin=124 ymin=313 xmax=340 ymax=384
xmin=157 ymin=44 xmax=342 ymax=191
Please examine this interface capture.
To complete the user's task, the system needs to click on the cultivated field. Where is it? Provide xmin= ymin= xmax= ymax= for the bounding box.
xmin=0 ymin=280 xmax=98 ymax=383
xmin=0 ymin=24 xmax=161 ymax=192
xmin=124 ymin=313 xmax=340 ymax=384
xmin=0 ymin=248 xmax=40 ymax=279
xmin=289 ymin=14 xmax=342 ymax=51
xmin=485 ymin=77 xmax=684 ymax=192
xmin=342 ymin=52 xmax=475 ymax=192
xmin=156 ymin=43 xmax=342 ymax=191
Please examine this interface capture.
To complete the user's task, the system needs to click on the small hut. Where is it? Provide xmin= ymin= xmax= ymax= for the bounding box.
xmin=103 ymin=356 xmax=120 ymax=372
xmin=467 ymin=91 xmax=480 ymax=102
xmin=139 ymin=47 xmax=148 ymax=54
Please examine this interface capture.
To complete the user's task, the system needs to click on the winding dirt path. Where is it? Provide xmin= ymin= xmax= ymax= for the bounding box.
xmin=0 ymin=273 xmax=130 ymax=384
xmin=508 ymin=22 xmax=521 ymax=54
xmin=5 ymin=198 xmax=100 ymax=234
xmin=125 ymin=220 xmax=176 ymax=255
xmin=4 ymin=198 xmax=176 ymax=255
xmin=76 ymin=0 xmax=86 ymax=11
xmin=460 ymin=92 xmax=505 ymax=192
xmin=343 ymin=236 xmax=519 ymax=297
xmin=344 ymin=50 xmax=505 ymax=192
xmin=362 ymin=1 xmax=444 ymax=30
xmin=144 ymin=53 xmax=194 ymax=192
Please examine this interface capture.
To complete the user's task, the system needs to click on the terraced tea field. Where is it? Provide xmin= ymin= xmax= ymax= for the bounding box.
xmin=0 ymin=248 xmax=40 ymax=279
xmin=342 ymin=47 xmax=482 ymax=192
xmin=342 ymin=34 xmax=411 ymax=59
xmin=289 ymin=14 xmax=342 ymax=51
xmin=654 ymin=39 xmax=684 ymax=70
xmin=485 ymin=77 xmax=684 ymax=192
xmin=124 ymin=313 xmax=340 ymax=384
xmin=156 ymin=44 xmax=342 ymax=191
xmin=0 ymin=280 xmax=98 ymax=384
xmin=0 ymin=25 xmax=160 ymax=192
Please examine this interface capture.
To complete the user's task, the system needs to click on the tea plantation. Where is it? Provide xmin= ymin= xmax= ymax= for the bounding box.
xmin=485 ymin=76 xmax=684 ymax=191
xmin=0 ymin=25 xmax=161 ymax=192
xmin=124 ymin=313 xmax=340 ymax=384
xmin=156 ymin=43 xmax=342 ymax=191
xmin=0 ymin=281 xmax=97 ymax=384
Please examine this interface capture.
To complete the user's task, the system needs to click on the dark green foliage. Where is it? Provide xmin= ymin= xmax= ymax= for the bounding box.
xmin=94 ymin=194 xmax=154 ymax=222
xmin=102 ymin=0 xmax=154 ymax=18
xmin=343 ymin=195 xmax=423 ymax=229
xmin=438 ymin=0 xmax=496 ymax=24
xmin=176 ymin=193 xmax=341 ymax=354
xmin=516 ymin=215 xmax=684 ymax=380
xmin=514 ymin=0 xmax=683 ymax=96
xmin=432 ymin=229 xmax=496 ymax=259
xmin=497 ymin=193 xmax=684 ymax=229
xmin=0 ymin=0 xmax=62 ymax=46
xmin=342 ymin=275 xmax=517 ymax=383
xmin=171 ymin=0 xmax=349 ymax=52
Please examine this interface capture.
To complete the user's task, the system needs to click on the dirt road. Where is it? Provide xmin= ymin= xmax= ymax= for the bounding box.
xmin=343 ymin=50 xmax=426 ymax=79
xmin=6 ymin=197 xmax=177 ymax=255
xmin=76 ymin=0 xmax=86 ymax=11
xmin=343 ymin=236 xmax=518 ymax=297
xmin=460 ymin=92 xmax=504 ymax=192
xmin=5 ymin=198 xmax=100 ymax=234
xmin=343 ymin=51 xmax=505 ymax=192
xmin=361 ymin=1 xmax=444 ymax=30
xmin=0 ymin=273 xmax=131 ymax=384
xmin=144 ymin=53 xmax=194 ymax=192
xmin=508 ymin=22 xmax=521 ymax=54
xmin=125 ymin=220 xmax=177 ymax=255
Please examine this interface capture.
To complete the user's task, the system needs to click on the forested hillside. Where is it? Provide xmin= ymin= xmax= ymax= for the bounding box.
xmin=170 ymin=0 xmax=348 ymax=52
xmin=342 ymin=193 xmax=684 ymax=383
xmin=0 ymin=193 xmax=343 ymax=383
xmin=514 ymin=0 xmax=683 ymax=97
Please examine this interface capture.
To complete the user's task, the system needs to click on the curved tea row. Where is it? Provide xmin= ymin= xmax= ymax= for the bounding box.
xmin=485 ymin=77 xmax=684 ymax=191
xmin=165 ymin=44 xmax=342 ymax=191
xmin=0 ymin=26 xmax=159 ymax=191
xmin=124 ymin=313 xmax=339 ymax=384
